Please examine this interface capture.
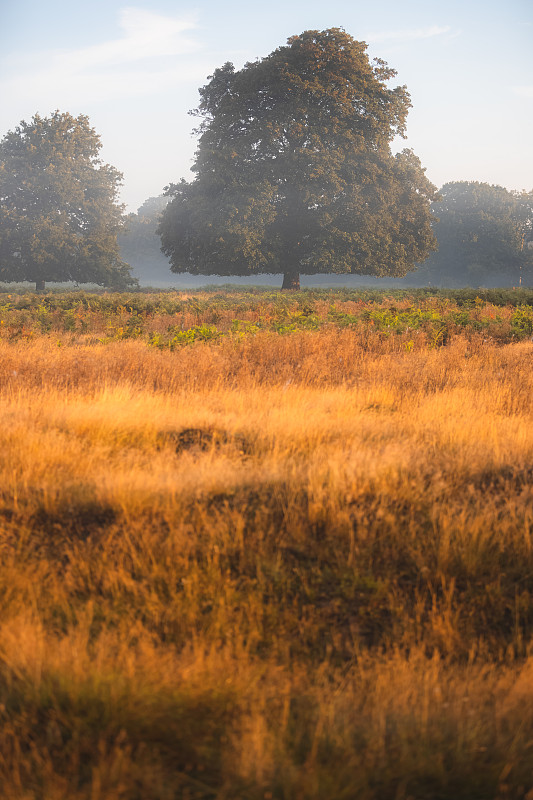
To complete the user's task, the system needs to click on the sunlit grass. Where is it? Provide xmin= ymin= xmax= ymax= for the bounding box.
xmin=0 ymin=290 xmax=532 ymax=798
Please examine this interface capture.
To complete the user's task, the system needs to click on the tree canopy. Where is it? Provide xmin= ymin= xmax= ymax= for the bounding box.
xmin=417 ymin=182 xmax=533 ymax=287
xmin=0 ymin=111 xmax=136 ymax=291
xmin=159 ymin=28 xmax=438 ymax=289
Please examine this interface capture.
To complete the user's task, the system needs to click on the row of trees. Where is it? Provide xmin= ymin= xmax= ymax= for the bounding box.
xmin=1 ymin=29 xmax=532 ymax=291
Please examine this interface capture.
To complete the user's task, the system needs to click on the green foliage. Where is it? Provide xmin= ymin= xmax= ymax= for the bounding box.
xmin=159 ymin=29 xmax=438 ymax=287
xmin=154 ymin=323 xmax=222 ymax=349
xmin=418 ymin=182 xmax=533 ymax=287
xmin=0 ymin=287 xmax=531 ymax=348
xmin=510 ymin=306 xmax=533 ymax=338
xmin=0 ymin=111 xmax=137 ymax=290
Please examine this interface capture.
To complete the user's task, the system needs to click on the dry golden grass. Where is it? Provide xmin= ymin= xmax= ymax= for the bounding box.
xmin=0 ymin=317 xmax=533 ymax=798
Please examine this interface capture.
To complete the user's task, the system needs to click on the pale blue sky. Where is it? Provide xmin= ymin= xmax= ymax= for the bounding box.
xmin=1 ymin=0 xmax=531 ymax=210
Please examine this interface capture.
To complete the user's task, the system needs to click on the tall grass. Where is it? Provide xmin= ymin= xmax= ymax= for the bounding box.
xmin=0 ymin=291 xmax=532 ymax=798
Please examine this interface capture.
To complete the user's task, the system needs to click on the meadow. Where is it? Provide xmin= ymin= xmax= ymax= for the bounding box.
xmin=0 ymin=286 xmax=533 ymax=799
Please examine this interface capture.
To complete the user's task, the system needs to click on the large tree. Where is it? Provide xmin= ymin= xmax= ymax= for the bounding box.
xmin=0 ymin=111 xmax=136 ymax=291
xmin=417 ymin=182 xmax=533 ymax=287
xmin=159 ymin=28 xmax=438 ymax=289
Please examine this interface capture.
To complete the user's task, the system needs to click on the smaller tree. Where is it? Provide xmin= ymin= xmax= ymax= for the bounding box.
xmin=418 ymin=182 xmax=533 ymax=287
xmin=0 ymin=111 xmax=136 ymax=291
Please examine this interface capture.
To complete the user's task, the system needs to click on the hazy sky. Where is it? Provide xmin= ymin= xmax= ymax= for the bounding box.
xmin=1 ymin=0 xmax=532 ymax=211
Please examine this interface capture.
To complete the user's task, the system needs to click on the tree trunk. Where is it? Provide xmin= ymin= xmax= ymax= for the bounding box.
xmin=36 ymin=278 xmax=46 ymax=292
xmin=282 ymin=271 xmax=300 ymax=290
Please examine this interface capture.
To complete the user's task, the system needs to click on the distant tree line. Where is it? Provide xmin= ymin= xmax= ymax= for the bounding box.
xmin=118 ymin=196 xmax=172 ymax=286
xmin=1 ymin=30 xmax=532 ymax=291
xmin=416 ymin=182 xmax=533 ymax=288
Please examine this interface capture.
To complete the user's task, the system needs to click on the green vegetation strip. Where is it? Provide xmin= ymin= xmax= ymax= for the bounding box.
xmin=0 ymin=288 xmax=532 ymax=345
